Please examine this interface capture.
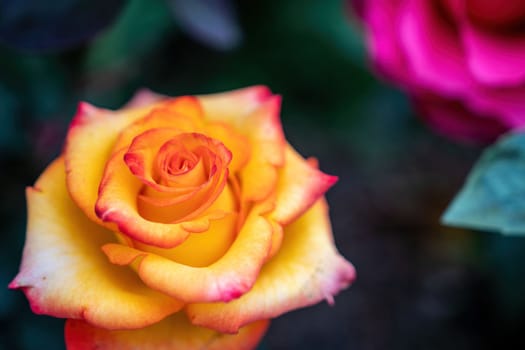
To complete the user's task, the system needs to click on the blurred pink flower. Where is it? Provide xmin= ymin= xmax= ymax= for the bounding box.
xmin=353 ymin=0 xmax=525 ymax=142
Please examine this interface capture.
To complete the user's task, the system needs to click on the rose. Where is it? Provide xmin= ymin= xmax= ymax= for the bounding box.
xmin=10 ymin=86 xmax=355 ymax=349
xmin=352 ymin=0 xmax=525 ymax=142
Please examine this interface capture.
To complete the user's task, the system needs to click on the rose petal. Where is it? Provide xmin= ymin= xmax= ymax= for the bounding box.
xmin=415 ymin=94 xmax=508 ymax=143
xmin=440 ymin=0 xmax=464 ymax=22
xmin=205 ymin=121 xmax=251 ymax=173
xmin=124 ymin=130 xmax=209 ymax=199
xmin=361 ymin=0 xmax=412 ymax=84
xmin=461 ymin=22 xmax=525 ymax=85
xmin=186 ymin=87 xmax=285 ymax=202
xmin=133 ymin=187 xmax=238 ymax=268
xmin=65 ymin=101 xmax=164 ymax=224
xmin=95 ymin=149 xmax=199 ymax=248
xmin=111 ymin=96 xmax=205 ymax=153
xmin=271 ymin=145 xmax=338 ymax=225
xmin=65 ymin=313 xmax=269 ymax=350
xmin=123 ymin=88 xmax=167 ymax=109
xmin=96 ymin=146 xmax=231 ymax=247
xmin=102 ymin=201 xmax=275 ymax=303
xmin=159 ymin=86 xmax=285 ymax=204
xmin=198 ymin=85 xmax=273 ymax=125
xmin=122 ymin=130 xmax=232 ymax=223
xmin=238 ymin=96 xmax=286 ymax=202
xmin=400 ymin=0 xmax=471 ymax=96
xmin=464 ymin=84 xmax=525 ymax=127
xmin=466 ymin=0 xmax=525 ymax=29
xmin=265 ymin=218 xmax=284 ymax=260
xmin=185 ymin=200 xmax=355 ymax=333
xmin=134 ymin=215 xmax=237 ymax=268
xmin=9 ymin=158 xmax=183 ymax=330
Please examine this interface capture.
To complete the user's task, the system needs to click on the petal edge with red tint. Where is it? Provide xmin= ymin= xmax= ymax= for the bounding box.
xmin=271 ymin=145 xmax=338 ymax=225
xmin=102 ymin=203 xmax=274 ymax=303
xmin=96 ymin=147 xmax=232 ymax=248
xmin=65 ymin=101 xmax=163 ymax=224
xmin=65 ymin=313 xmax=269 ymax=350
xmin=198 ymin=85 xmax=273 ymax=125
xmin=238 ymin=96 xmax=286 ymax=202
xmin=9 ymin=158 xmax=183 ymax=330
xmin=186 ymin=200 xmax=355 ymax=333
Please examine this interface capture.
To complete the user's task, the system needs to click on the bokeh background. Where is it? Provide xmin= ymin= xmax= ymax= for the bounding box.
xmin=1 ymin=0 xmax=525 ymax=349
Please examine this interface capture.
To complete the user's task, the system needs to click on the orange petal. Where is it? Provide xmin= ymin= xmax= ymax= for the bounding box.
xmin=200 ymin=87 xmax=285 ymax=200
xmin=111 ymin=96 xmax=205 ymax=153
xmin=102 ymin=203 xmax=274 ymax=303
xmin=65 ymin=313 xmax=269 ymax=350
xmin=185 ymin=200 xmax=355 ymax=333
xmin=198 ymin=85 xmax=273 ymax=125
xmin=123 ymin=130 xmax=232 ymax=222
xmin=95 ymin=148 xmax=191 ymax=248
xmin=205 ymin=121 xmax=251 ymax=173
xmin=9 ymin=158 xmax=183 ymax=330
xmin=271 ymin=145 xmax=338 ymax=225
xmin=96 ymin=146 xmax=232 ymax=247
xmin=65 ymin=100 xmax=163 ymax=224
xmin=124 ymin=131 xmax=204 ymax=200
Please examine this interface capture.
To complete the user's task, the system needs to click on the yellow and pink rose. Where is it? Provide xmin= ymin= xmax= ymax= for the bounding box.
xmin=10 ymin=86 xmax=354 ymax=349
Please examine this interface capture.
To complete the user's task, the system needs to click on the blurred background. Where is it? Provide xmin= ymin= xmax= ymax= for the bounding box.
xmin=1 ymin=0 xmax=525 ymax=349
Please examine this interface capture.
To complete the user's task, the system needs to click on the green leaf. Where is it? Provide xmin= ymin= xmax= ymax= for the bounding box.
xmin=442 ymin=131 xmax=525 ymax=235
xmin=85 ymin=0 xmax=173 ymax=71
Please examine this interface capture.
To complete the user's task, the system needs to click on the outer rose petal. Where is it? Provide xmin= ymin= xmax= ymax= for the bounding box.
xmin=465 ymin=0 xmax=525 ymax=29
xmin=102 ymin=201 xmax=275 ymax=303
xmin=198 ymin=85 xmax=273 ymax=125
xmin=65 ymin=313 xmax=269 ymax=350
xmin=461 ymin=23 xmax=525 ymax=85
xmin=361 ymin=0 xmax=412 ymax=85
xmin=199 ymin=86 xmax=286 ymax=198
xmin=186 ymin=200 xmax=355 ymax=333
xmin=65 ymin=101 xmax=164 ymax=223
xmin=111 ymin=96 xmax=205 ymax=153
xmin=271 ymin=145 xmax=338 ymax=225
xmin=464 ymin=84 xmax=525 ymax=127
xmin=238 ymin=96 xmax=286 ymax=202
xmin=122 ymin=88 xmax=167 ymax=109
xmin=415 ymin=94 xmax=508 ymax=142
xmin=9 ymin=158 xmax=183 ymax=330
xmin=400 ymin=0 xmax=471 ymax=96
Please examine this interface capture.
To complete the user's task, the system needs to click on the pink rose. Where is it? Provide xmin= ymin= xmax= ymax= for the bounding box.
xmin=353 ymin=0 xmax=525 ymax=142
